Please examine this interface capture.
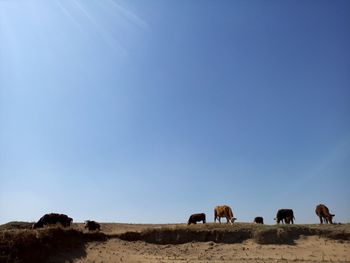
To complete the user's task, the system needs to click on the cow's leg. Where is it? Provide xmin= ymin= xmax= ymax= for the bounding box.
xmin=319 ymin=216 xmax=323 ymax=224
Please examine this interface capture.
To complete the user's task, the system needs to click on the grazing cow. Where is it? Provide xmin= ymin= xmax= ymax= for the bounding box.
xmin=214 ymin=205 xmax=237 ymax=224
xmin=315 ymin=204 xmax=335 ymax=224
xmin=254 ymin=216 xmax=264 ymax=224
xmin=275 ymin=209 xmax=295 ymax=224
xmin=187 ymin=213 xmax=206 ymax=225
xmin=84 ymin=220 xmax=101 ymax=231
xmin=32 ymin=213 xmax=73 ymax=229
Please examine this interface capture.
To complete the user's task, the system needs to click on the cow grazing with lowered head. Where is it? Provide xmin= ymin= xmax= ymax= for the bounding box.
xmin=32 ymin=213 xmax=73 ymax=229
xmin=254 ymin=216 xmax=264 ymax=224
xmin=316 ymin=204 xmax=335 ymax=224
xmin=187 ymin=213 xmax=206 ymax=225
xmin=214 ymin=205 xmax=237 ymax=224
xmin=84 ymin=220 xmax=101 ymax=231
xmin=275 ymin=209 xmax=295 ymax=224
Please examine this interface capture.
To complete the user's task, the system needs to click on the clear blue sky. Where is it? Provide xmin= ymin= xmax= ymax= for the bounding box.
xmin=1 ymin=0 xmax=349 ymax=225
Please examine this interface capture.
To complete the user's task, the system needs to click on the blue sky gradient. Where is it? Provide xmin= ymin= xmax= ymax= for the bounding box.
xmin=1 ymin=0 xmax=349 ymax=224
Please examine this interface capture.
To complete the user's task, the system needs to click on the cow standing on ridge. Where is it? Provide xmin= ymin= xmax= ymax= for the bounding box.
xmin=275 ymin=209 xmax=295 ymax=224
xmin=32 ymin=213 xmax=73 ymax=229
xmin=214 ymin=205 xmax=236 ymax=224
xmin=84 ymin=220 xmax=101 ymax=231
xmin=254 ymin=217 xmax=264 ymax=224
xmin=315 ymin=204 xmax=335 ymax=224
xmin=187 ymin=213 xmax=206 ymax=225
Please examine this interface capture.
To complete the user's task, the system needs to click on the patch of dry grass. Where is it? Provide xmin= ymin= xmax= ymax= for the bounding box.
xmin=0 ymin=222 xmax=110 ymax=263
xmin=118 ymin=223 xmax=350 ymax=245
xmin=0 ymin=227 xmax=89 ymax=263
xmin=0 ymin=222 xmax=33 ymax=231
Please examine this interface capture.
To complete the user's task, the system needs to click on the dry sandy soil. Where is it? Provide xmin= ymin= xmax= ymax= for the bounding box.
xmin=69 ymin=235 xmax=349 ymax=263
xmin=66 ymin=223 xmax=350 ymax=263
xmin=1 ymin=222 xmax=349 ymax=263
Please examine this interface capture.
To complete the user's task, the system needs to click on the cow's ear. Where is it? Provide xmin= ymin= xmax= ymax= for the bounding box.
xmin=332 ymin=214 xmax=335 ymax=217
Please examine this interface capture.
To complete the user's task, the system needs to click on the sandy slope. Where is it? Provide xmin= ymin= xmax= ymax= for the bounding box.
xmin=70 ymin=236 xmax=349 ymax=263
xmin=49 ymin=223 xmax=350 ymax=263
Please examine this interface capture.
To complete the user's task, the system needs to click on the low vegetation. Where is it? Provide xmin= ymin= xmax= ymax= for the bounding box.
xmin=0 ymin=223 xmax=107 ymax=263
xmin=0 ymin=222 xmax=33 ymax=231
xmin=118 ymin=223 xmax=350 ymax=245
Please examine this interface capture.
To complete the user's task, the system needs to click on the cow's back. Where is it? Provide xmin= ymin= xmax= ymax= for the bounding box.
xmin=316 ymin=204 xmax=329 ymax=217
xmin=215 ymin=205 xmax=230 ymax=217
xmin=35 ymin=213 xmax=72 ymax=228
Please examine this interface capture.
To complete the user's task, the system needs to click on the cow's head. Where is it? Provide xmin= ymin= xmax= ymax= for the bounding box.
xmin=274 ymin=217 xmax=282 ymax=224
xmin=327 ymin=214 xmax=335 ymax=224
xmin=230 ymin=217 xmax=237 ymax=224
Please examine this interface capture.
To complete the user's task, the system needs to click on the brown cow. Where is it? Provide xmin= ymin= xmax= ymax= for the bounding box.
xmin=32 ymin=213 xmax=73 ymax=229
xmin=187 ymin=213 xmax=206 ymax=225
xmin=315 ymin=204 xmax=335 ymax=224
xmin=214 ymin=205 xmax=236 ymax=224
xmin=84 ymin=220 xmax=101 ymax=231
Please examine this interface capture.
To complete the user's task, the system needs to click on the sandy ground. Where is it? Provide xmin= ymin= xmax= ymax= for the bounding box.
xmin=70 ymin=236 xmax=349 ymax=263
xmin=50 ymin=223 xmax=350 ymax=263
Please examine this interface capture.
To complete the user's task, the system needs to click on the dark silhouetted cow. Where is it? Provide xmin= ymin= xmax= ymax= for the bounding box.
xmin=254 ymin=216 xmax=264 ymax=224
xmin=187 ymin=213 xmax=206 ymax=225
xmin=32 ymin=213 xmax=73 ymax=229
xmin=84 ymin=220 xmax=101 ymax=231
xmin=214 ymin=205 xmax=237 ymax=224
xmin=315 ymin=204 xmax=335 ymax=224
xmin=275 ymin=209 xmax=295 ymax=224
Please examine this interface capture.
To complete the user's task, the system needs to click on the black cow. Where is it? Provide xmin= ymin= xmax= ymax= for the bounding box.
xmin=275 ymin=209 xmax=295 ymax=224
xmin=187 ymin=213 xmax=206 ymax=225
xmin=32 ymin=213 xmax=73 ymax=229
xmin=84 ymin=220 xmax=101 ymax=231
xmin=254 ymin=216 xmax=264 ymax=224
